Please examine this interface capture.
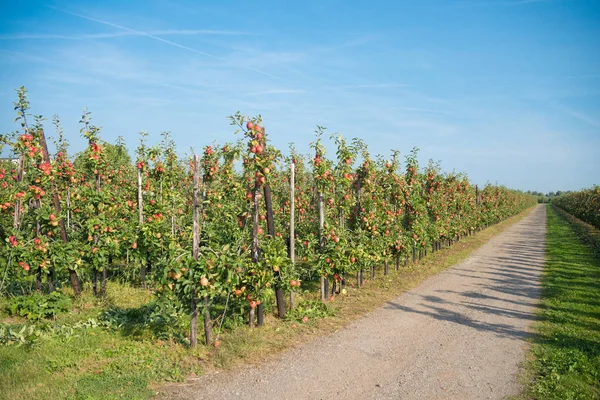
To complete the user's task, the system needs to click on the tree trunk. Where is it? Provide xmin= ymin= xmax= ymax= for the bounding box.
xmin=36 ymin=269 xmax=42 ymax=293
xmin=100 ymin=256 xmax=109 ymax=297
xmin=203 ymin=296 xmax=212 ymax=344
xmin=257 ymin=303 xmax=264 ymax=327
xmin=190 ymin=293 xmax=198 ymax=347
xmin=69 ymin=270 xmax=81 ymax=296
xmin=264 ymin=184 xmax=285 ymax=318
xmin=48 ymin=268 xmax=55 ymax=293
xmin=93 ymin=270 xmax=98 ymax=297
xmin=249 ymin=307 xmax=255 ymax=329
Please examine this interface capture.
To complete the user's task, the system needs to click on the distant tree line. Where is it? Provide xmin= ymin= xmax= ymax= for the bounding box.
xmin=525 ymin=190 xmax=574 ymax=204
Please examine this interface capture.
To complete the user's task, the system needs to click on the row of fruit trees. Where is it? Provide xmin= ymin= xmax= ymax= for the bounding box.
xmin=552 ymin=187 xmax=600 ymax=230
xmin=0 ymin=88 xmax=537 ymax=346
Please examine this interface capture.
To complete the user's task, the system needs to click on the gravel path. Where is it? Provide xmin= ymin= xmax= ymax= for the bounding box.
xmin=165 ymin=205 xmax=546 ymax=400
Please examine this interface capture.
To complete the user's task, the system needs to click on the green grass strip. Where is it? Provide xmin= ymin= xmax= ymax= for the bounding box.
xmin=526 ymin=206 xmax=600 ymax=399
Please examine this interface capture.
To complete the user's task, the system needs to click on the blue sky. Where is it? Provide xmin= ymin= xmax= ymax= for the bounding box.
xmin=1 ymin=0 xmax=598 ymax=193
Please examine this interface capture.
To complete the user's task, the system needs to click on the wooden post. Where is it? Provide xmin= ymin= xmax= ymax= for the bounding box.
xmin=35 ymin=215 xmax=42 ymax=292
xmin=66 ymin=188 xmax=71 ymax=230
xmin=138 ymin=167 xmax=144 ymax=226
xmin=190 ymin=155 xmax=200 ymax=347
xmin=252 ymin=185 xmax=260 ymax=263
xmin=13 ymin=155 xmax=23 ymax=229
xmin=318 ymin=192 xmax=326 ymax=301
xmin=356 ymin=177 xmax=363 ymax=288
xmin=137 ymin=167 xmax=146 ymax=287
xmin=289 ymin=162 xmax=296 ymax=310
xmin=90 ymin=146 xmax=107 ymax=297
xmin=39 ymin=130 xmax=80 ymax=296
xmin=250 ymin=183 xmax=260 ymax=328
xmin=199 ymin=162 xmax=213 ymax=344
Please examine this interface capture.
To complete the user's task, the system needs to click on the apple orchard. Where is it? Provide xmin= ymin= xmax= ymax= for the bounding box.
xmin=0 ymin=87 xmax=537 ymax=346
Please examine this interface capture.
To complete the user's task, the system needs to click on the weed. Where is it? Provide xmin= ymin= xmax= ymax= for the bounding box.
xmin=5 ymin=291 xmax=72 ymax=321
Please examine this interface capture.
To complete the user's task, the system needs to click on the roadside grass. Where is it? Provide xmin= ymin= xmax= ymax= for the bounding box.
xmin=552 ymin=205 xmax=600 ymax=257
xmin=523 ymin=206 xmax=600 ymax=399
xmin=0 ymin=284 xmax=206 ymax=400
xmin=0 ymin=207 xmax=536 ymax=400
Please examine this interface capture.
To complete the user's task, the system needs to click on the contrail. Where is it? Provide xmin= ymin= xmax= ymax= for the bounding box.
xmin=46 ymin=5 xmax=285 ymax=82
xmin=0 ymin=30 xmax=250 ymax=40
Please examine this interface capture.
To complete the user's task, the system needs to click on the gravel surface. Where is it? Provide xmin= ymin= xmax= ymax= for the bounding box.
xmin=164 ymin=205 xmax=546 ymax=400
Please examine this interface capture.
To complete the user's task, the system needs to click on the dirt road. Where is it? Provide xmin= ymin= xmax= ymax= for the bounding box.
xmin=166 ymin=205 xmax=546 ymax=400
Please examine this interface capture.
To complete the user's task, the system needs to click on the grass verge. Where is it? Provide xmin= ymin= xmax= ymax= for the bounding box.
xmin=0 ymin=285 xmax=207 ymax=400
xmin=552 ymin=205 xmax=600 ymax=257
xmin=0 ymin=207 xmax=536 ymax=400
xmin=521 ymin=205 xmax=600 ymax=399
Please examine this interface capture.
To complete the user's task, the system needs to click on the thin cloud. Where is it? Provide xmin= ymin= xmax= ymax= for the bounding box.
xmin=333 ymin=83 xmax=411 ymax=90
xmin=0 ymin=49 xmax=48 ymax=63
xmin=502 ymin=0 xmax=552 ymax=5
xmin=46 ymin=6 xmax=285 ymax=82
xmin=559 ymin=107 xmax=600 ymax=130
xmin=566 ymin=74 xmax=600 ymax=80
xmin=402 ymin=106 xmax=450 ymax=115
xmin=317 ymin=35 xmax=374 ymax=53
xmin=449 ymin=0 xmax=553 ymax=7
xmin=248 ymin=89 xmax=308 ymax=96
xmin=0 ymin=29 xmax=250 ymax=40
xmin=35 ymin=43 xmax=254 ymax=108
